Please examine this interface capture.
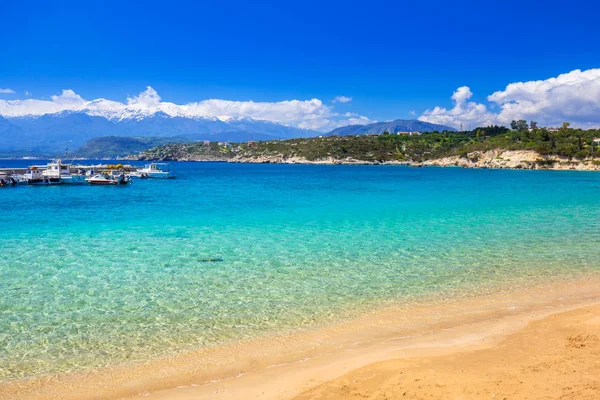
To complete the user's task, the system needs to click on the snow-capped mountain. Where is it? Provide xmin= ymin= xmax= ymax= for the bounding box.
xmin=0 ymin=111 xmax=319 ymax=154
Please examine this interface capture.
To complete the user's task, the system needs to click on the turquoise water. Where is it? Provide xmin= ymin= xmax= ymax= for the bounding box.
xmin=1 ymin=161 xmax=600 ymax=379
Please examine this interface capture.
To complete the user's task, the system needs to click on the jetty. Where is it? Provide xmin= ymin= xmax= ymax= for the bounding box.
xmin=0 ymin=164 xmax=138 ymax=176
xmin=0 ymin=161 xmax=175 ymax=186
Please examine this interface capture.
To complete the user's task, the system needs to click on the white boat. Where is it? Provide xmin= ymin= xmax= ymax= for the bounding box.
xmin=0 ymin=175 xmax=17 ymax=187
xmin=127 ymin=171 xmax=149 ymax=179
xmin=85 ymin=172 xmax=131 ymax=185
xmin=43 ymin=159 xmax=86 ymax=184
xmin=137 ymin=163 xmax=175 ymax=179
xmin=12 ymin=175 xmax=29 ymax=185
xmin=23 ymin=168 xmax=61 ymax=185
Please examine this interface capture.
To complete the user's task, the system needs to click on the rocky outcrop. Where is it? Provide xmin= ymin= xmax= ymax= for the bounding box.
xmin=417 ymin=149 xmax=600 ymax=171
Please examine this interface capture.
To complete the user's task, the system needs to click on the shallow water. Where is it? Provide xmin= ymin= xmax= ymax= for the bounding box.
xmin=1 ymin=161 xmax=599 ymax=379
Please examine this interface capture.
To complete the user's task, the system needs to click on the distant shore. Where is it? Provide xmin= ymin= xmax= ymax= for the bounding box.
xmin=129 ymin=149 xmax=600 ymax=171
xmin=5 ymin=150 xmax=600 ymax=172
xmin=2 ymin=275 xmax=599 ymax=400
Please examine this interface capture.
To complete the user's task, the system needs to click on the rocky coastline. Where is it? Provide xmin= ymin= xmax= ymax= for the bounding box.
xmin=130 ymin=149 xmax=600 ymax=171
xmin=416 ymin=149 xmax=600 ymax=171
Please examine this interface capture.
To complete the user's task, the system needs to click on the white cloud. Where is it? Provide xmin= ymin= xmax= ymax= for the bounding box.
xmin=51 ymin=89 xmax=86 ymax=107
xmin=344 ymin=115 xmax=372 ymax=125
xmin=489 ymin=69 xmax=600 ymax=127
xmin=333 ymin=95 xmax=352 ymax=103
xmin=127 ymin=86 xmax=161 ymax=108
xmin=0 ymin=88 xmax=15 ymax=94
xmin=420 ymin=68 xmax=600 ymax=129
xmin=24 ymin=91 xmax=31 ymax=96
xmin=419 ymin=86 xmax=496 ymax=129
xmin=0 ymin=87 xmax=372 ymax=131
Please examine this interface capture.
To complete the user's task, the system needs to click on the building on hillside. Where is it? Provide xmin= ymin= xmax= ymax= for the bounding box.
xmin=218 ymin=141 xmax=231 ymax=148
xmin=203 ymin=140 xmax=211 ymax=146
xmin=397 ymin=131 xmax=422 ymax=135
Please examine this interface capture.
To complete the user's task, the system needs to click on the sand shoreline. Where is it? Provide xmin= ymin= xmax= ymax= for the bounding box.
xmin=2 ymin=275 xmax=600 ymax=400
xmin=296 ymin=303 xmax=600 ymax=400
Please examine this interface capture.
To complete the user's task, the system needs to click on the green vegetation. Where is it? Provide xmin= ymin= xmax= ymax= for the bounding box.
xmin=137 ymin=123 xmax=600 ymax=163
xmin=453 ymin=122 xmax=600 ymax=160
xmin=75 ymin=136 xmax=193 ymax=158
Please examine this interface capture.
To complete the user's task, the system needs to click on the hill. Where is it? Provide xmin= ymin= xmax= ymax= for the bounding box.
xmin=326 ymin=119 xmax=455 ymax=136
xmin=132 ymin=126 xmax=600 ymax=170
xmin=74 ymin=136 xmax=195 ymax=159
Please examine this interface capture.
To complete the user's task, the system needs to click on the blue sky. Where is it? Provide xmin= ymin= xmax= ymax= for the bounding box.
xmin=1 ymin=0 xmax=600 ymax=130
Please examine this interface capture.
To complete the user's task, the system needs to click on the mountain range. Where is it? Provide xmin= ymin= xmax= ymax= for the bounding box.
xmin=0 ymin=112 xmax=318 ymax=154
xmin=0 ymin=110 xmax=455 ymax=157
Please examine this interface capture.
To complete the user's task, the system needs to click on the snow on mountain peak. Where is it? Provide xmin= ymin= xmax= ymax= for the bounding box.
xmin=0 ymin=86 xmax=373 ymax=131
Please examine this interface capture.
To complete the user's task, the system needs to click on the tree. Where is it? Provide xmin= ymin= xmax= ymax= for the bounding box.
xmin=473 ymin=125 xmax=509 ymax=137
xmin=530 ymin=121 xmax=538 ymax=130
xmin=562 ymin=122 xmax=571 ymax=130
xmin=510 ymin=120 xmax=529 ymax=131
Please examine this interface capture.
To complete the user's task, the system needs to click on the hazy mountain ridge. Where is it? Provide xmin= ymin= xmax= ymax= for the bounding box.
xmin=0 ymin=111 xmax=456 ymax=158
xmin=326 ymin=119 xmax=455 ymax=136
xmin=0 ymin=111 xmax=319 ymax=154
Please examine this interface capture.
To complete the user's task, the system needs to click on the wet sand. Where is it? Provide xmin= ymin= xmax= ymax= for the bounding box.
xmin=2 ymin=277 xmax=599 ymax=400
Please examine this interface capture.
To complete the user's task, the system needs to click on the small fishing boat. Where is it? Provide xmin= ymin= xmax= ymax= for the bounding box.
xmin=137 ymin=163 xmax=175 ymax=179
xmin=85 ymin=172 xmax=131 ymax=185
xmin=23 ymin=168 xmax=61 ymax=185
xmin=43 ymin=159 xmax=86 ymax=184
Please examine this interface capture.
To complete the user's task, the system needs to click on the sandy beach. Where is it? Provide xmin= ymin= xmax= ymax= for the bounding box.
xmin=2 ymin=276 xmax=599 ymax=400
xmin=296 ymin=304 xmax=600 ymax=400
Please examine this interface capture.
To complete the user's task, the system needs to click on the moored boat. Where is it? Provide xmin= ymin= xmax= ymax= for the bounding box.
xmin=0 ymin=175 xmax=17 ymax=187
xmin=137 ymin=163 xmax=175 ymax=179
xmin=12 ymin=175 xmax=29 ymax=185
xmin=23 ymin=167 xmax=61 ymax=185
xmin=85 ymin=172 xmax=131 ymax=185
xmin=43 ymin=159 xmax=87 ymax=184
xmin=128 ymin=171 xmax=149 ymax=179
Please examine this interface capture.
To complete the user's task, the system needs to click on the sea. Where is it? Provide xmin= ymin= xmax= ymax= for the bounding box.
xmin=1 ymin=160 xmax=599 ymax=380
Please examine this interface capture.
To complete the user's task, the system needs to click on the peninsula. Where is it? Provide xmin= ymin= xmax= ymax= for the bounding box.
xmin=129 ymin=124 xmax=600 ymax=171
